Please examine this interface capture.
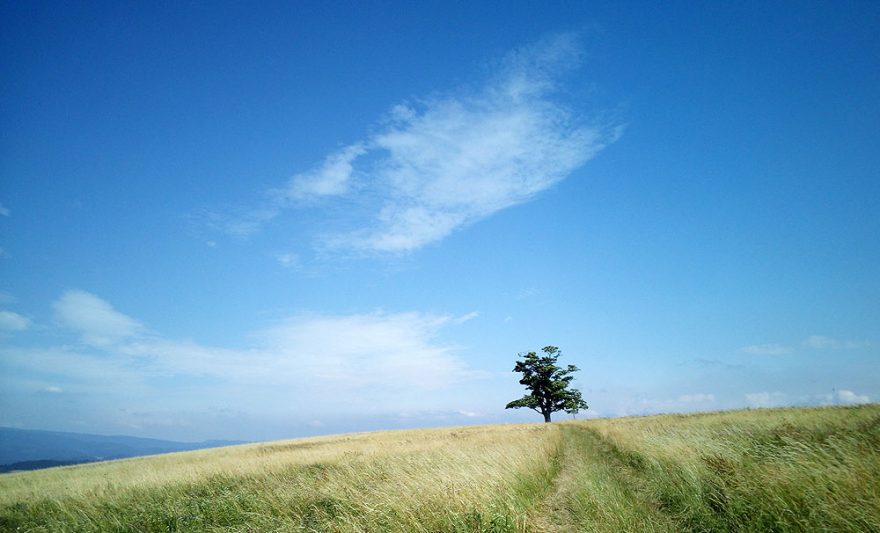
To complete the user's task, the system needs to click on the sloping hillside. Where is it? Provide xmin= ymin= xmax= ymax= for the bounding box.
xmin=1 ymin=405 xmax=877 ymax=532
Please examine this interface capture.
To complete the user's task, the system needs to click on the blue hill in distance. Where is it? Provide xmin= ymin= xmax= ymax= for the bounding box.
xmin=0 ymin=427 xmax=246 ymax=473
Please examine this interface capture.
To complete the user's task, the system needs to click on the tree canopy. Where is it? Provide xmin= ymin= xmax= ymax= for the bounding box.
xmin=505 ymin=346 xmax=588 ymax=422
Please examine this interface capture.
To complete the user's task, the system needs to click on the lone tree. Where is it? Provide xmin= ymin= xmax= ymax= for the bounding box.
xmin=505 ymin=346 xmax=588 ymax=423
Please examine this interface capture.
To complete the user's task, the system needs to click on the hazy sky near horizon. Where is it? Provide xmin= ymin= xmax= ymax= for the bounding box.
xmin=1 ymin=1 xmax=878 ymax=442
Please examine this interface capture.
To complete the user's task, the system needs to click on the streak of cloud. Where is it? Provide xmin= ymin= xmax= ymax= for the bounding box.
xmin=206 ymin=33 xmax=619 ymax=254
xmin=4 ymin=291 xmax=483 ymax=406
xmin=741 ymin=343 xmax=792 ymax=355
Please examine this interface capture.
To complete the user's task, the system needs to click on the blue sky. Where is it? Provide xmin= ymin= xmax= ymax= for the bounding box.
xmin=1 ymin=1 xmax=878 ymax=442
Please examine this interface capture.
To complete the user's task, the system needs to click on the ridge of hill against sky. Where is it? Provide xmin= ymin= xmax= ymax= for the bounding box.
xmin=1 ymin=1 xmax=878 ymax=442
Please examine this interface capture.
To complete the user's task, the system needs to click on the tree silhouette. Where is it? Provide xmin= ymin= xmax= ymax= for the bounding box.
xmin=505 ymin=346 xmax=588 ymax=422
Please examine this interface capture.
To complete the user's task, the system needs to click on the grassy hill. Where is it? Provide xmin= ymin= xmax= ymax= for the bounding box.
xmin=1 ymin=404 xmax=877 ymax=532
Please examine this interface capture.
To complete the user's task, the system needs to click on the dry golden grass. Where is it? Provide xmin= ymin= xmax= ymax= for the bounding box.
xmin=0 ymin=423 xmax=561 ymax=531
xmin=1 ymin=405 xmax=878 ymax=532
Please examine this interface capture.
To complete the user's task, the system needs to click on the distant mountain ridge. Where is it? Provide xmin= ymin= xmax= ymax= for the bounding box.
xmin=0 ymin=427 xmax=245 ymax=472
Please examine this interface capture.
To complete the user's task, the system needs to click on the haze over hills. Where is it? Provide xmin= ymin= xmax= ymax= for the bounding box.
xmin=0 ymin=427 xmax=245 ymax=472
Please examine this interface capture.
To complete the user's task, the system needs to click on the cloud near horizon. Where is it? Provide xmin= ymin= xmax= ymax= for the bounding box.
xmin=741 ymin=335 xmax=870 ymax=356
xmin=209 ymin=33 xmax=619 ymax=253
xmin=256 ymin=311 xmax=481 ymax=389
xmin=5 ymin=290 xmax=482 ymax=402
xmin=802 ymin=335 xmax=868 ymax=350
xmin=745 ymin=389 xmax=872 ymax=408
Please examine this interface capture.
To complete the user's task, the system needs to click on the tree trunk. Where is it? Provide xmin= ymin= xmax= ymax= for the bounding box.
xmin=543 ymin=412 xmax=552 ymax=423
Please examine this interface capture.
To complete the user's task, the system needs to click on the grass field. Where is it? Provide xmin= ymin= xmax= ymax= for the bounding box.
xmin=1 ymin=404 xmax=878 ymax=532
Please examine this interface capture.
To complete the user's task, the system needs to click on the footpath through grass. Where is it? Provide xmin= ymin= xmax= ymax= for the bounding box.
xmin=526 ymin=424 xmax=677 ymax=532
xmin=1 ymin=404 xmax=878 ymax=532
xmin=536 ymin=404 xmax=880 ymax=532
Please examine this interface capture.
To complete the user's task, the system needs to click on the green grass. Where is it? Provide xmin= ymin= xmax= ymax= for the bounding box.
xmin=1 ymin=404 xmax=878 ymax=532
xmin=540 ymin=405 xmax=880 ymax=532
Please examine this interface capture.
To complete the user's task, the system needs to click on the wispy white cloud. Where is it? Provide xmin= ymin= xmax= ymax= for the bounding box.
xmin=803 ymin=335 xmax=867 ymax=350
xmin=275 ymin=252 xmax=301 ymax=269
xmin=0 ymin=310 xmax=31 ymax=332
xmin=744 ymin=391 xmax=789 ymax=408
xmin=627 ymin=392 xmax=717 ymax=415
xmin=279 ymin=143 xmax=367 ymax=201
xmin=257 ymin=311 xmax=480 ymax=389
xmin=206 ymin=33 xmax=619 ymax=254
xmin=745 ymin=389 xmax=872 ymax=408
xmin=677 ymin=393 xmax=715 ymax=403
xmin=511 ymin=287 xmax=543 ymax=301
xmin=741 ymin=336 xmax=870 ymax=356
xmin=53 ymin=290 xmax=144 ymax=346
xmin=0 ymin=203 xmax=10 ymax=217
xmin=8 ymin=291 xmax=482 ymax=402
xmin=393 ymin=409 xmax=490 ymax=422
xmin=680 ymin=358 xmax=745 ymax=370
xmin=453 ymin=311 xmax=480 ymax=324
xmin=2 ymin=345 xmax=149 ymax=386
xmin=199 ymin=205 xmax=281 ymax=239
xmin=741 ymin=343 xmax=792 ymax=355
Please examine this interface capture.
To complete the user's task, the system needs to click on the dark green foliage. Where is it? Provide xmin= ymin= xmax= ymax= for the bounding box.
xmin=505 ymin=346 xmax=588 ymax=422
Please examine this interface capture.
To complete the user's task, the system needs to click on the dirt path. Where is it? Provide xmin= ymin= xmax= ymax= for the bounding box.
xmin=525 ymin=425 xmax=587 ymax=532
xmin=525 ymin=424 xmax=676 ymax=532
